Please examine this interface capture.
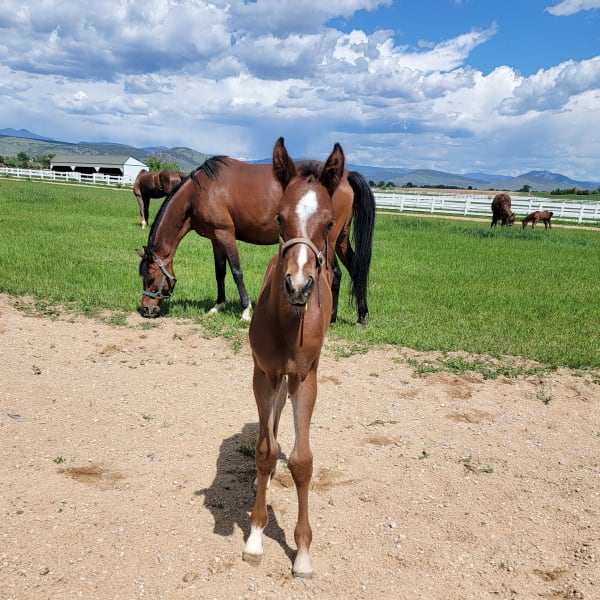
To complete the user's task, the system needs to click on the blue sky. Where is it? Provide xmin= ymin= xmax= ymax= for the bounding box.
xmin=1 ymin=0 xmax=600 ymax=180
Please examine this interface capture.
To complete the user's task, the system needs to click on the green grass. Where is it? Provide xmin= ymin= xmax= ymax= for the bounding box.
xmin=1 ymin=178 xmax=599 ymax=370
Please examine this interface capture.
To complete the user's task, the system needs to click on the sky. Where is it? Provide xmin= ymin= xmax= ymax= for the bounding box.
xmin=1 ymin=0 xmax=600 ymax=180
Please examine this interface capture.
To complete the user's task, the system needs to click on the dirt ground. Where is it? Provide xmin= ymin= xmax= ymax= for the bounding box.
xmin=1 ymin=293 xmax=598 ymax=600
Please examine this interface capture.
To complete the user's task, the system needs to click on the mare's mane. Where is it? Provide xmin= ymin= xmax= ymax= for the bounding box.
xmin=147 ymin=156 xmax=229 ymax=250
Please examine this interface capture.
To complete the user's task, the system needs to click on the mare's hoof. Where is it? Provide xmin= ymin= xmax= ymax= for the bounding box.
xmin=242 ymin=552 xmax=263 ymax=567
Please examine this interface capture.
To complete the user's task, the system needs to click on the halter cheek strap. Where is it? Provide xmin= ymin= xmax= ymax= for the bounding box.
xmin=142 ymin=253 xmax=177 ymax=300
xmin=279 ymin=236 xmax=328 ymax=307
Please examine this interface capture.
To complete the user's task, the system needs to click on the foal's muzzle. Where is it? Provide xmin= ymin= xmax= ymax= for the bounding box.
xmin=285 ymin=274 xmax=315 ymax=306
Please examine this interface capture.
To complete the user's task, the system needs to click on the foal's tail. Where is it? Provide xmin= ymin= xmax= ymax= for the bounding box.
xmin=347 ymin=171 xmax=376 ymax=323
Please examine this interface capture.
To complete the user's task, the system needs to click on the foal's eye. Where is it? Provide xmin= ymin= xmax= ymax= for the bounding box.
xmin=326 ymin=220 xmax=334 ymax=232
xmin=276 ymin=214 xmax=283 ymax=227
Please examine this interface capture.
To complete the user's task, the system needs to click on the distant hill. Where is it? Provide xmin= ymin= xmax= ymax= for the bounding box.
xmin=0 ymin=133 xmax=209 ymax=173
xmin=0 ymin=128 xmax=56 ymax=141
xmin=1 ymin=129 xmax=598 ymax=190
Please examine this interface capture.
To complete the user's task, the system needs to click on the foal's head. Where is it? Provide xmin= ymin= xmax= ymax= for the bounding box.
xmin=272 ymin=137 xmax=344 ymax=308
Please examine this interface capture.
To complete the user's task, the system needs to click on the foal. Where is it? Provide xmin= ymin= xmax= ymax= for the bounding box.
xmin=522 ymin=210 xmax=553 ymax=229
xmin=242 ymin=138 xmax=343 ymax=578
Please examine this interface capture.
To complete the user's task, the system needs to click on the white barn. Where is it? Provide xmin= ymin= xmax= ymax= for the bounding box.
xmin=50 ymin=154 xmax=147 ymax=183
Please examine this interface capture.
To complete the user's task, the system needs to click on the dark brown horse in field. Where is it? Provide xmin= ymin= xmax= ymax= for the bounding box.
xmin=133 ymin=168 xmax=186 ymax=228
xmin=137 ymin=149 xmax=375 ymax=325
xmin=491 ymin=193 xmax=515 ymax=227
xmin=522 ymin=210 xmax=553 ymax=229
xmin=242 ymin=137 xmax=341 ymax=578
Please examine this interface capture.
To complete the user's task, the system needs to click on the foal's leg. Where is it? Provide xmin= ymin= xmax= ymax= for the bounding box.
xmin=243 ymin=370 xmax=287 ymax=565
xmin=287 ymin=372 xmax=317 ymax=578
xmin=208 ymin=241 xmax=227 ymax=315
xmin=214 ymin=229 xmax=252 ymax=322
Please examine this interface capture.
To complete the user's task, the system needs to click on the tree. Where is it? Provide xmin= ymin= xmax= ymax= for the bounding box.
xmin=17 ymin=152 xmax=30 ymax=168
xmin=519 ymin=184 xmax=532 ymax=193
xmin=147 ymin=156 xmax=181 ymax=172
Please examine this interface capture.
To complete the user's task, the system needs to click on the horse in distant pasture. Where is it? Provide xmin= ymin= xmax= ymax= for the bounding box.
xmin=491 ymin=193 xmax=515 ymax=227
xmin=137 ymin=150 xmax=375 ymax=325
xmin=522 ymin=210 xmax=553 ymax=229
xmin=133 ymin=169 xmax=186 ymax=228
xmin=242 ymin=137 xmax=341 ymax=578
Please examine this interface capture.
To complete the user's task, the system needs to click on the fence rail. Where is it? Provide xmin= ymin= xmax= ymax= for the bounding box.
xmin=373 ymin=191 xmax=600 ymax=224
xmin=2 ymin=167 xmax=600 ymax=224
xmin=0 ymin=167 xmax=132 ymax=186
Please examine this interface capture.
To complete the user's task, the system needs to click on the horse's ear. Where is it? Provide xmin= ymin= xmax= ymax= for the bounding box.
xmin=272 ymin=137 xmax=297 ymax=189
xmin=320 ymin=142 xmax=345 ymax=197
xmin=136 ymin=248 xmax=144 ymax=258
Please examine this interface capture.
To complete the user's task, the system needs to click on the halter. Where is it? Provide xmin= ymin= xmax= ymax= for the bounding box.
xmin=142 ymin=250 xmax=177 ymax=300
xmin=279 ymin=235 xmax=328 ymax=307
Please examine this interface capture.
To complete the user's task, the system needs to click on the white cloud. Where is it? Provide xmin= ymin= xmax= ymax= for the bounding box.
xmin=546 ymin=0 xmax=600 ymax=16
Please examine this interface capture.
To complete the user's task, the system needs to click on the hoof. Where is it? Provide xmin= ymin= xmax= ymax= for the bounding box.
xmin=242 ymin=552 xmax=263 ymax=567
xmin=293 ymin=569 xmax=313 ymax=579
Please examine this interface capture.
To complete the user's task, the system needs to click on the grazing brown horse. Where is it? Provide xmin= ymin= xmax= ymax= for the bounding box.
xmin=491 ymin=193 xmax=515 ymax=227
xmin=522 ymin=210 xmax=553 ymax=229
xmin=133 ymin=168 xmax=186 ymax=228
xmin=242 ymin=137 xmax=341 ymax=578
xmin=137 ymin=149 xmax=374 ymax=325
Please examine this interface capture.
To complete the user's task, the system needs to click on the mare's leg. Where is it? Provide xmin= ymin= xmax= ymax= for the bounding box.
xmin=287 ymin=372 xmax=317 ymax=578
xmin=208 ymin=241 xmax=227 ymax=315
xmin=330 ymin=259 xmax=342 ymax=324
xmin=214 ymin=229 xmax=252 ymax=322
xmin=135 ymin=191 xmax=146 ymax=228
xmin=243 ymin=369 xmax=287 ymax=565
xmin=336 ymin=235 xmax=369 ymax=326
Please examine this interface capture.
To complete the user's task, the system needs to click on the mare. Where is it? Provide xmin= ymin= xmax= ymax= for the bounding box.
xmin=242 ymin=137 xmax=342 ymax=578
xmin=137 ymin=150 xmax=375 ymax=325
xmin=522 ymin=210 xmax=553 ymax=229
xmin=133 ymin=168 xmax=186 ymax=229
xmin=491 ymin=193 xmax=515 ymax=227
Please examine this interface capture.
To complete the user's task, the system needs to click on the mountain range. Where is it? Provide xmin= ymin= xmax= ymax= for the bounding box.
xmin=1 ymin=128 xmax=598 ymax=192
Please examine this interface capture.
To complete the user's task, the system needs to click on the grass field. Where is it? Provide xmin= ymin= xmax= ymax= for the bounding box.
xmin=1 ymin=178 xmax=599 ymax=370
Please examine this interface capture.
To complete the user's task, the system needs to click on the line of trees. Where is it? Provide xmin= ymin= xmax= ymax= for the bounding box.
xmin=0 ymin=152 xmax=56 ymax=169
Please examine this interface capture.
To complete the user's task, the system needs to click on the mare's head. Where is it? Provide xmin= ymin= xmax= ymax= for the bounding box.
xmin=272 ymin=137 xmax=344 ymax=307
xmin=136 ymin=246 xmax=177 ymax=317
xmin=508 ymin=212 xmax=516 ymax=225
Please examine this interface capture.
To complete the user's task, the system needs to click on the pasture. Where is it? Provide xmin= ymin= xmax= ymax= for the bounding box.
xmin=1 ymin=177 xmax=599 ymax=598
xmin=0 ymin=178 xmax=598 ymax=369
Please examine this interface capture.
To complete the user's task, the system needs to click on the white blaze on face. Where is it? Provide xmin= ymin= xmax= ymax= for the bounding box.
xmin=292 ymin=190 xmax=317 ymax=281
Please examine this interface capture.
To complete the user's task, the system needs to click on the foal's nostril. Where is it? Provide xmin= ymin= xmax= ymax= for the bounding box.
xmin=284 ymin=274 xmax=293 ymax=296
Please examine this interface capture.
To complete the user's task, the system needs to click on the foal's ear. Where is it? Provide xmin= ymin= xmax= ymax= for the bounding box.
xmin=136 ymin=248 xmax=144 ymax=258
xmin=272 ymin=136 xmax=297 ymax=189
xmin=320 ymin=142 xmax=345 ymax=197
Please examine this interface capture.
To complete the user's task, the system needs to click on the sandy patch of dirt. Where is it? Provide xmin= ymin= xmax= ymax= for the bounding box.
xmin=1 ymin=294 xmax=598 ymax=599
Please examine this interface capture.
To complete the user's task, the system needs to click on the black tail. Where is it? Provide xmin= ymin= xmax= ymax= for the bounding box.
xmin=347 ymin=171 xmax=376 ymax=325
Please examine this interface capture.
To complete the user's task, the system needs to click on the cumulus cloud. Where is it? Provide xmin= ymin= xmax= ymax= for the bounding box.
xmin=0 ymin=1 xmax=599 ymax=179
xmin=546 ymin=0 xmax=600 ymax=16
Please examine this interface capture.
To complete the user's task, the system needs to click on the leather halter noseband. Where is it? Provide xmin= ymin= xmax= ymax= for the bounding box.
xmin=142 ymin=250 xmax=177 ymax=300
xmin=279 ymin=235 xmax=328 ymax=307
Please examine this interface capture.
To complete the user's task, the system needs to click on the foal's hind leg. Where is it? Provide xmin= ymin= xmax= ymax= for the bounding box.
xmin=244 ymin=372 xmax=287 ymax=565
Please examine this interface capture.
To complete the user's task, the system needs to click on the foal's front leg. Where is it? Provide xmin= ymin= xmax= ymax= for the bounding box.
xmin=243 ymin=370 xmax=286 ymax=565
xmin=287 ymin=371 xmax=317 ymax=578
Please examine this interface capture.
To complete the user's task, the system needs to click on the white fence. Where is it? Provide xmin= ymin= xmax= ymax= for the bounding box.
xmin=0 ymin=166 xmax=133 ymax=186
xmin=374 ymin=191 xmax=600 ymax=224
xmin=2 ymin=166 xmax=600 ymax=225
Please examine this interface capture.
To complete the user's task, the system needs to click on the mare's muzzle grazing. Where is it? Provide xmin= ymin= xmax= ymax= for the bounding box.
xmin=141 ymin=251 xmax=177 ymax=317
xmin=279 ymin=235 xmax=327 ymax=307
